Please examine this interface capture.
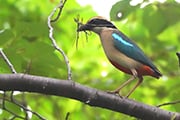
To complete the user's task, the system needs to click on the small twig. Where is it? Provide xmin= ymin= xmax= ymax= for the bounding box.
xmin=47 ymin=0 xmax=72 ymax=80
xmin=10 ymin=92 xmax=46 ymax=120
xmin=2 ymin=92 xmax=25 ymax=119
xmin=20 ymin=92 xmax=29 ymax=120
xmin=156 ymin=100 xmax=180 ymax=107
xmin=176 ymin=52 xmax=180 ymax=68
xmin=24 ymin=59 xmax=32 ymax=74
xmin=65 ymin=112 xmax=70 ymax=120
xmin=0 ymin=48 xmax=17 ymax=73
xmin=50 ymin=0 xmax=67 ymax=22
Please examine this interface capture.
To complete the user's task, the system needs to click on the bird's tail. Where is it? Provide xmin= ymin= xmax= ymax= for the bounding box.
xmin=153 ymin=69 xmax=162 ymax=79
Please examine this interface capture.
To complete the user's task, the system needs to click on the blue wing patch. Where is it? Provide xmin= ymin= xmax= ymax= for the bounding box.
xmin=112 ymin=32 xmax=157 ymax=69
xmin=112 ymin=33 xmax=133 ymax=47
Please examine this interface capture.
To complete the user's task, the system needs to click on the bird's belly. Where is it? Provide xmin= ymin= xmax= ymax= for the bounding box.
xmin=105 ymin=46 xmax=142 ymax=69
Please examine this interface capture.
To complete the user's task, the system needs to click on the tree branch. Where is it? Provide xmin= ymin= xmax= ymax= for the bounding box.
xmin=0 ymin=74 xmax=179 ymax=120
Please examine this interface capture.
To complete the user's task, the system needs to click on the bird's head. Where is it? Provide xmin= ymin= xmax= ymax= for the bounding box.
xmin=77 ymin=16 xmax=116 ymax=34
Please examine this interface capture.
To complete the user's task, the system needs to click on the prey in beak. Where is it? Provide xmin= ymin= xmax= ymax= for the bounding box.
xmin=77 ymin=24 xmax=92 ymax=32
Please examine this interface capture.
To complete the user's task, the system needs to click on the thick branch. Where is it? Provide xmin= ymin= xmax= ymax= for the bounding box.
xmin=0 ymin=74 xmax=179 ymax=120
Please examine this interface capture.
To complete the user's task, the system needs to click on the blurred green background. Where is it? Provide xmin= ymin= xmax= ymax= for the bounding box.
xmin=0 ymin=0 xmax=180 ymax=119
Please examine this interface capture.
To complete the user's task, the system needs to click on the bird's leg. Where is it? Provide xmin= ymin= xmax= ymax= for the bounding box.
xmin=108 ymin=69 xmax=137 ymax=94
xmin=126 ymin=76 xmax=143 ymax=98
xmin=108 ymin=69 xmax=143 ymax=98
xmin=108 ymin=76 xmax=136 ymax=94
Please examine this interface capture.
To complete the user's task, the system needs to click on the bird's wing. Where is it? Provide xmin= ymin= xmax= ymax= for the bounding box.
xmin=112 ymin=31 xmax=157 ymax=70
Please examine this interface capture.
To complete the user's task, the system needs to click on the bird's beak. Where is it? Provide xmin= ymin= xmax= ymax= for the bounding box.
xmin=77 ymin=24 xmax=91 ymax=32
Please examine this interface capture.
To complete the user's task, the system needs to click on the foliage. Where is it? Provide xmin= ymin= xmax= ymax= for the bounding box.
xmin=0 ymin=0 xmax=180 ymax=120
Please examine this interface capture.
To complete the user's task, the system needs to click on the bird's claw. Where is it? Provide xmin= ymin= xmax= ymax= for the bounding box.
xmin=106 ymin=90 xmax=123 ymax=98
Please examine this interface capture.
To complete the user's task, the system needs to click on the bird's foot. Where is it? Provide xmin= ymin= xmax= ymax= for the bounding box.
xmin=106 ymin=90 xmax=123 ymax=98
xmin=107 ymin=90 xmax=119 ymax=94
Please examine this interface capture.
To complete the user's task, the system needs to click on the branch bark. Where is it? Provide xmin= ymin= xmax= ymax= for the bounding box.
xmin=0 ymin=74 xmax=179 ymax=120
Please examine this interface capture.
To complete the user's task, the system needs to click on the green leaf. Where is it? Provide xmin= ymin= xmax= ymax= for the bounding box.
xmin=142 ymin=4 xmax=167 ymax=36
xmin=0 ymin=29 xmax=14 ymax=47
xmin=110 ymin=0 xmax=139 ymax=21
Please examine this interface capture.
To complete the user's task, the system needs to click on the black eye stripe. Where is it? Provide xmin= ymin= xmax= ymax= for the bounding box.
xmin=87 ymin=19 xmax=116 ymax=28
xmin=88 ymin=19 xmax=110 ymax=24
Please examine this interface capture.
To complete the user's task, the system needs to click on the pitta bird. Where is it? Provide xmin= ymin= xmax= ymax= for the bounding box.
xmin=77 ymin=16 xmax=162 ymax=97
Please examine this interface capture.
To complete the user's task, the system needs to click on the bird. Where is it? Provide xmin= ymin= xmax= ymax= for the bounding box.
xmin=77 ymin=16 xmax=162 ymax=98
